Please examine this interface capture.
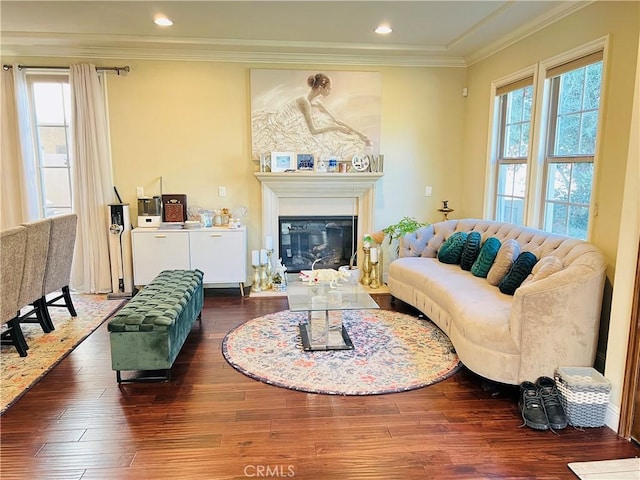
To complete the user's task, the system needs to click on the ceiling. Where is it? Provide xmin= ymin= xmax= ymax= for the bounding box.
xmin=0 ymin=1 xmax=591 ymax=67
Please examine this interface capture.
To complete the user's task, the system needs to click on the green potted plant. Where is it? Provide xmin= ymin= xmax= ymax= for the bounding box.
xmin=381 ymin=216 xmax=429 ymax=256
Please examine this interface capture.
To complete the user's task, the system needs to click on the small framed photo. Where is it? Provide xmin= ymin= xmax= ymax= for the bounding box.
xmin=260 ymin=153 xmax=271 ymax=172
xmin=296 ymin=153 xmax=314 ymax=171
xmin=271 ymin=152 xmax=295 ymax=172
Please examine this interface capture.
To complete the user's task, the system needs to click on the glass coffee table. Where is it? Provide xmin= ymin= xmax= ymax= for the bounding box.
xmin=286 ymin=272 xmax=379 ymax=351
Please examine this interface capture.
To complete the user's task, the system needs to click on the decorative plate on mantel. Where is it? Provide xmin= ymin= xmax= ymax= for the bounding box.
xmin=351 ymin=154 xmax=370 ymax=172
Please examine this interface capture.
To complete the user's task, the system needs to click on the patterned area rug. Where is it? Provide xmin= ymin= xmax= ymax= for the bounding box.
xmin=1 ymin=294 xmax=125 ymax=413
xmin=222 ymin=309 xmax=461 ymax=395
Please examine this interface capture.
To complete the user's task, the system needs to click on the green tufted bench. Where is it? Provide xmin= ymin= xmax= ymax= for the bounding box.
xmin=108 ymin=269 xmax=204 ymax=383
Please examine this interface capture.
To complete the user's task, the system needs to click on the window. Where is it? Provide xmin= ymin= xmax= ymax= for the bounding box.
xmin=28 ymin=74 xmax=73 ymax=217
xmin=488 ymin=45 xmax=604 ymax=240
xmin=494 ymin=78 xmax=533 ymax=225
xmin=542 ymin=52 xmax=603 ymax=240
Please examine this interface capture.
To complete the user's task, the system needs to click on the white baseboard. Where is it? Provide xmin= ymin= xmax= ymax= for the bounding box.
xmin=605 ymin=401 xmax=620 ymax=432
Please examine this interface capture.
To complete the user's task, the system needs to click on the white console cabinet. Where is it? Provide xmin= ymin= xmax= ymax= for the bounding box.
xmin=131 ymin=226 xmax=247 ymax=294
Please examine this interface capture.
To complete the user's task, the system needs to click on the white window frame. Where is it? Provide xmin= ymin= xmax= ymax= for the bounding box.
xmin=484 ymin=66 xmax=537 ymax=224
xmin=484 ymin=36 xmax=608 ymax=241
xmin=534 ymin=43 xmax=607 ymax=239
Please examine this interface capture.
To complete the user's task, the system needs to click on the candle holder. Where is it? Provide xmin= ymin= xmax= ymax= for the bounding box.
xmin=259 ymin=263 xmax=268 ymax=290
xmin=370 ymin=261 xmax=380 ymax=289
xmin=360 ymin=246 xmax=372 ymax=286
xmin=438 ymin=200 xmax=454 ymax=221
xmin=265 ymin=249 xmax=274 ymax=289
xmin=252 ymin=265 xmax=262 ymax=293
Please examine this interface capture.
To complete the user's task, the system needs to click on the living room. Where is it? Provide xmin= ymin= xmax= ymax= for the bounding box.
xmin=1 ymin=1 xmax=639 ymax=477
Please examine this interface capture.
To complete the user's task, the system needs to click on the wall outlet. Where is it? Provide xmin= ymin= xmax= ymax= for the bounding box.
xmin=136 ymin=186 xmax=144 ymax=197
xmin=425 ymin=186 xmax=432 ymax=197
xmin=218 ymin=186 xmax=226 ymax=197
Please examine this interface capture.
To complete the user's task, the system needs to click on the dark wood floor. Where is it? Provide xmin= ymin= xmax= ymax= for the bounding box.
xmin=1 ymin=291 xmax=638 ymax=480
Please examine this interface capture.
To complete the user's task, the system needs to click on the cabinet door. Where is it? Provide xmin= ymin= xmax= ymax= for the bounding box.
xmin=131 ymin=230 xmax=190 ymax=285
xmin=189 ymin=229 xmax=246 ymax=284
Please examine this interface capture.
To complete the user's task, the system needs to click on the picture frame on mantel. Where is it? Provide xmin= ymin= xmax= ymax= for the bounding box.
xmin=271 ymin=152 xmax=295 ymax=172
xmin=296 ymin=153 xmax=314 ymax=171
xmin=260 ymin=153 xmax=271 ymax=172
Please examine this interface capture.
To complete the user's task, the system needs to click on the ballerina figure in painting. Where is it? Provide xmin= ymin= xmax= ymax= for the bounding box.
xmin=252 ymin=73 xmax=372 ymax=161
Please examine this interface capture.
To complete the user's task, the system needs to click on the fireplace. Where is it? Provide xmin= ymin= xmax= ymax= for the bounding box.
xmin=255 ymin=171 xmax=383 ymax=270
xmin=279 ymin=216 xmax=357 ymax=272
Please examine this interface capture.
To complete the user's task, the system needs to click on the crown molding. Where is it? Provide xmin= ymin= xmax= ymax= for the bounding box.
xmin=464 ymin=1 xmax=594 ymax=66
xmin=0 ymin=32 xmax=466 ymax=67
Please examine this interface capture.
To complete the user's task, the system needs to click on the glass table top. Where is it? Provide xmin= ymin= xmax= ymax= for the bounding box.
xmin=286 ymin=273 xmax=380 ymax=312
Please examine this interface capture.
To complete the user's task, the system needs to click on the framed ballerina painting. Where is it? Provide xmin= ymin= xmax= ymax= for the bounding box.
xmin=250 ymin=69 xmax=382 ymax=163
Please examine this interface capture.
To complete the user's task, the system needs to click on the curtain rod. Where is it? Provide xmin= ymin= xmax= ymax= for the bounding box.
xmin=2 ymin=65 xmax=130 ymax=75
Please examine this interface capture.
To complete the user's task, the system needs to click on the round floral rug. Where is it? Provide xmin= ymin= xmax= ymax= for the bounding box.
xmin=222 ymin=309 xmax=461 ymax=395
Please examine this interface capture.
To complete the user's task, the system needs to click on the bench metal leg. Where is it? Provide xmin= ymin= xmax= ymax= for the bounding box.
xmin=116 ymin=369 xmax=172 ymax=384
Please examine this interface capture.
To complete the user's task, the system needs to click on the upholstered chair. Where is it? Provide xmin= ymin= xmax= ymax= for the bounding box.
xmin=40 ymin=214 xmax=78 ymax=324
xmin=18 ymin=218 xmax=54 ymax=333
xmin=1 ymin=226 xmax=29 ymax=356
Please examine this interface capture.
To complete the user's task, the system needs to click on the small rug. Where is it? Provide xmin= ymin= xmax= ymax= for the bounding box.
xmin=1 ymin=294 xmax=126 ymax=414
xmin=568 ymin=458 xmax=640 ymax=479
xmin=222 ymin=309 xmax=461 ymax=395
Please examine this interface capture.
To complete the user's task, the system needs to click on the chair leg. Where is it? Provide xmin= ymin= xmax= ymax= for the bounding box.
xmin=62 ymin=286 xmax=77 ymax=317
xmin=8 ymin=318 xmax=28 ymax=357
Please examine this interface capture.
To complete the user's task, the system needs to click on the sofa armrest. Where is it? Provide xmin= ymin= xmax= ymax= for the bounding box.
xmin=509 ymin=262 xmax=606 ymax=383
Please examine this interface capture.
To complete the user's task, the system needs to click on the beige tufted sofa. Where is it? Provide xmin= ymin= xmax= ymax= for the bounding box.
xmin=387 ymin=219 xmax=606 ymax=386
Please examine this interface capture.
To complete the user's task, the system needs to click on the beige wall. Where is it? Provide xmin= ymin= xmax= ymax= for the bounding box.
xmin=103 ymin=62 xmax=466 ymax=262
xmin=605 ymin=30 xmax=640 ymax=427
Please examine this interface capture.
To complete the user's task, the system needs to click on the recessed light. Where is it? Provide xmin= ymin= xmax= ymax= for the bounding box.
xmin=375 ymin=25 xmax=392 ymax=35
xmin=154 ymin=15 xmax=173 ymax=27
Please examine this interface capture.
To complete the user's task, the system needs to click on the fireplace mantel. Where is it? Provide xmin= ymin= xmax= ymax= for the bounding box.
xmin=255 ymin=172 xmax=383 ymax=256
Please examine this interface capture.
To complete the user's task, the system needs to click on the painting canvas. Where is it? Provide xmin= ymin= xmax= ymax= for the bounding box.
xmin=251 ymin=69 xmax=382 ymax=163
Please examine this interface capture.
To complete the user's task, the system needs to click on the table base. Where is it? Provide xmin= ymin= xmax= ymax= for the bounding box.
xmin=299 ymin=323 xmax=354 ymax=351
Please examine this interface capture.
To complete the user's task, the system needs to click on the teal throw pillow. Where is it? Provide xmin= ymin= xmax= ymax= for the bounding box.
xmin=437 ymin=231 xmax=468 ymax=264
xmin=460 ymin=231 xmax=482 ymax=271
xmin=471 ymin=237 xmax=502 ymax=278
xmin=499 ymin=251 xmax=538 ymax=295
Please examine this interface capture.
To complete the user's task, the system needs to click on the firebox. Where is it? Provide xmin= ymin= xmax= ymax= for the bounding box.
xmin=279 ymin=216 xmax=357 ymax=273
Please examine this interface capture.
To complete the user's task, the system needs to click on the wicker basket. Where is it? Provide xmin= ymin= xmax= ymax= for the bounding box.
xmin=554 ymin=367 xmax=611 ymax=428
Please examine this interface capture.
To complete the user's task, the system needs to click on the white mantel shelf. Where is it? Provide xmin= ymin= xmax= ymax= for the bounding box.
xmin=254 ymin=172 xmax=383 ymax=196
xmin=255 ymin=171 xmax=383 ymax=256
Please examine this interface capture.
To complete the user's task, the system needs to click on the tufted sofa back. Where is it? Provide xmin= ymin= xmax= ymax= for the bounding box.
xmin=399 ymin=219 xmax=605 ymax=272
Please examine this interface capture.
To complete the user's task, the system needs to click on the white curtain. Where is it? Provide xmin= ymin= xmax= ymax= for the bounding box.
xmin=0 ymin=65 xmax=40 ymax=228
xmin=69 ymin=64 xmax=113 ymax=294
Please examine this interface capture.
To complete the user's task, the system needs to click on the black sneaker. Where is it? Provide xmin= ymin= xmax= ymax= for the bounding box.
xmin=518 ymin=381 xmax=549 ymax=430
xmin=536 ymin=376 xmax=568 ymax=430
